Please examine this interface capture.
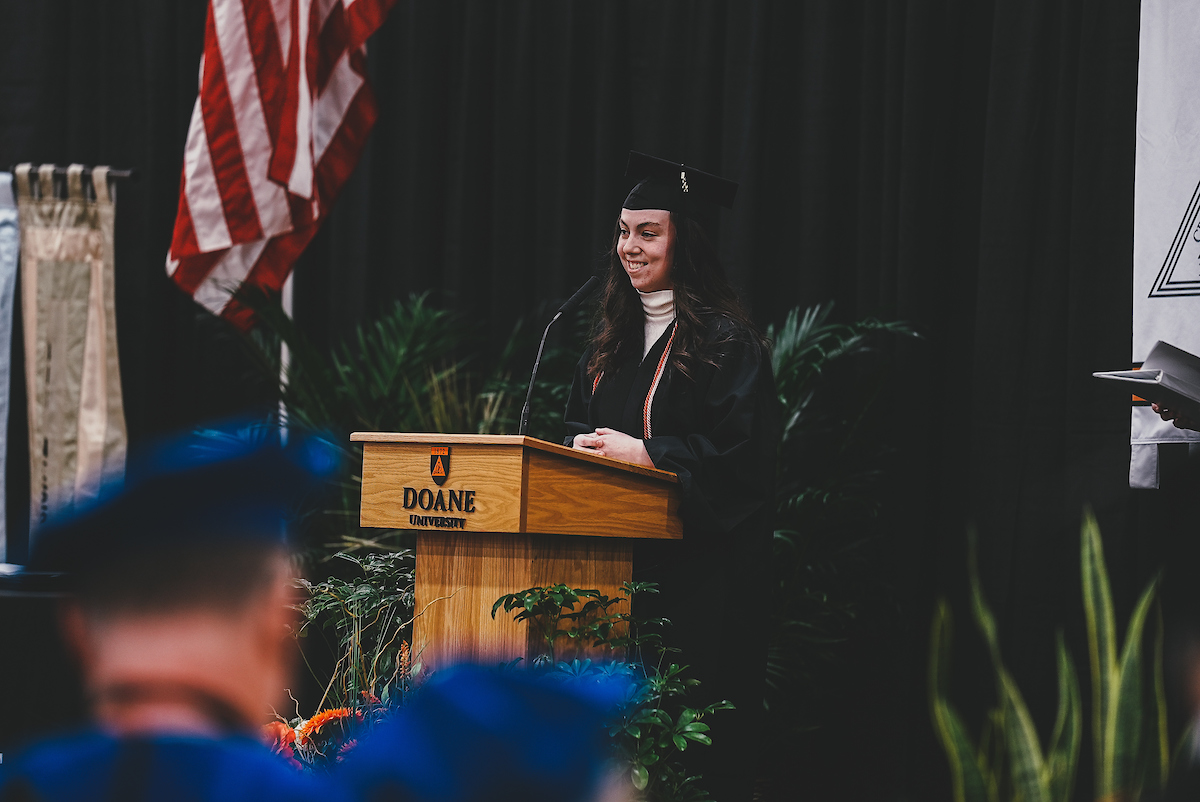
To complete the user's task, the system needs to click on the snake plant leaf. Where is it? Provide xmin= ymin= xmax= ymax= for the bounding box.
xmin=996 ymin=667 xmax=1050 ymax=802
xmin=937 ymin=699 xmax=995 ymax=802
xmin=967 ymin=534 xmax=1003 ymax=674
xmin=929 ymin=601 xmax=993 ymax=802
xmin=979 ymin=709 xmax=1007 ymax=797
xmin=1152 ymin=601 xmax=1170 ymax=788
xmin=931 ymin=514 xmax=1172 ymax=802
xmin=1044 ymin=633 xmax=1081 ymax=802
xmin=1107 ymin=574 xmax=1158 ymax=794
xmin=1081 ymin=508 xmax=1117 ymax=787
xmin=967 ymin=534 xmax=1052 ymax=802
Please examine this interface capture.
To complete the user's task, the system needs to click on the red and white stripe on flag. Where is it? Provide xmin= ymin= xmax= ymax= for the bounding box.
xmin=166 ymin=0 xmax=394 ymax=330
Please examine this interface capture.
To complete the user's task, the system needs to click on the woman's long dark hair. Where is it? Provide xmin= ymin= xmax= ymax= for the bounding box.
xmin=587 ymin=212 xmax=766 ymax=381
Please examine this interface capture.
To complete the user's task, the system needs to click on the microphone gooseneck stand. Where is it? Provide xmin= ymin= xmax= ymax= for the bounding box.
xmin=518 ymin=275 xmax=601 ymax=436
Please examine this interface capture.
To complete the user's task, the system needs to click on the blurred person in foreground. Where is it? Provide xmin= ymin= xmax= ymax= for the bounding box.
xmin=338 ymin=664 xmax=632 ymax=802
xmin=0 ymin=428 xmax=346 ymax=802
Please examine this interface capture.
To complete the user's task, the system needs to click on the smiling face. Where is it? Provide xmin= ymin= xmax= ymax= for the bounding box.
xmin=618 ymin=208 xmax=675 ymax=293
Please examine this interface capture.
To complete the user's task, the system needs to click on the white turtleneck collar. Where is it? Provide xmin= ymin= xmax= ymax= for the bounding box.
xmin=638 ymin=288 xmax=676 ymax=359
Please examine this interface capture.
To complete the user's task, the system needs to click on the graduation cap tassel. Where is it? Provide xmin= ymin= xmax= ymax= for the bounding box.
xmin=623 ymin=152 xmax=736 ymax=218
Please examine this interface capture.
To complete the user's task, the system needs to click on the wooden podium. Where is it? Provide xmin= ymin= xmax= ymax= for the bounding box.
xmin=352 ymin=433 xmax=682 ymax=669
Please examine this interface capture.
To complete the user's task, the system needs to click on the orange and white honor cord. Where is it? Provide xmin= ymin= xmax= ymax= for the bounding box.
xmin=590 ymin=321 xmax=677 ymax=441
xmin=643 ymin=323 xmax=677 ymax=439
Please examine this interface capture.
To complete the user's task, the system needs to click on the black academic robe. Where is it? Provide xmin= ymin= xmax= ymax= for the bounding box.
xmin=564 ymin=315 xmax=777 ymax=540
xmin=563 ymin=313 xmax=779 ymax=802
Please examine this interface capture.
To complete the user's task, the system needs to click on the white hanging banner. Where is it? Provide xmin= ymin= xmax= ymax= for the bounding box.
xmin=1131 ymin=1 xmax=1200 ymax=488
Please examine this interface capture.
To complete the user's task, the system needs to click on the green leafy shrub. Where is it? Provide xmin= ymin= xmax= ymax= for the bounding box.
xmin=264 ymin=550 xmax=417 ymax=771
xmin=296 ymin=550 xmax=417 ymax=710
xmin=491 ymin=583 xmax=632 ymax=664
xmin=766 ymin=304 xmax=918 ymax=728
xmin=492 ymin=582 xmax=729 ymax=802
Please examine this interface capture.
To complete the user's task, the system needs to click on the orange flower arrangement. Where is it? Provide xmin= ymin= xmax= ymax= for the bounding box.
xmin=296 ymin=707 xmax=361 ymax=745
xmin=261 ymin=721 xmax=302 ymax=770
xmin=262 ymin=721 xmax=295 ymax=750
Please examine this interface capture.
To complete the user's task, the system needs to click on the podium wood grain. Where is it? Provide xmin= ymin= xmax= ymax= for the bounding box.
xmin=413 ymin=532 xmax=633 ymax=668
xmin=352 ymin=433 xmax=680 ymax=670
xmin=524 ymin=448 xmax=682 ymax=539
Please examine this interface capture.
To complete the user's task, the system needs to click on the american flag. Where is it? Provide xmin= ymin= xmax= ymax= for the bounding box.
xmin=166 ymin=0 xmax=394 ymax=330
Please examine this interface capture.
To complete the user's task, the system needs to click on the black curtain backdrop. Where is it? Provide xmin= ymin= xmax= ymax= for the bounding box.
xmin=3 ymin=1 xmax=1191 ymax=799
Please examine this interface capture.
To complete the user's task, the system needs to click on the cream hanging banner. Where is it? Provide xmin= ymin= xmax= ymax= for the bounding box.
xmin=14 ymin=164 xmax=127 ymax=537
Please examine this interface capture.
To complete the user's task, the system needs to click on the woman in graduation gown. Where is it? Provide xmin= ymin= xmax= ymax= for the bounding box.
xmin=564 ymin=152 xmax=779 ymax=802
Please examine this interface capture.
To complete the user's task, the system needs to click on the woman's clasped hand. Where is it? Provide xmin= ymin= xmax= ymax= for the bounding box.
xmin=571 ymin=428 xmax=654 ymax=467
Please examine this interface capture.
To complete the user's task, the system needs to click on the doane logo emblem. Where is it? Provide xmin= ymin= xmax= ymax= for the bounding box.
xmin=430 ymin=446 xmax=450 ymax=486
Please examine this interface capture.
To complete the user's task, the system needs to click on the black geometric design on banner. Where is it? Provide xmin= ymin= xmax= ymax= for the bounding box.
xmin=1149 ymin=177 xmax=1200 ymax=297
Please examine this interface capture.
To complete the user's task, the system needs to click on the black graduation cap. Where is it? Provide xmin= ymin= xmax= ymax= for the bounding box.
xmin=622 ymin=151 xmax=738 ymax=219
xmin=29 ymin=422 xmax=340 ymax=575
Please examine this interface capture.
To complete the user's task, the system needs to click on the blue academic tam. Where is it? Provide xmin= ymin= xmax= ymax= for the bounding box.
xmin=0 ymin=730 xmax=349 ymax=802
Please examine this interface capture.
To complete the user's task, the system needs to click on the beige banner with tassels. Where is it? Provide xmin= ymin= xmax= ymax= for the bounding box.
xmin=15 ymin=164 xmax=126 ymax=537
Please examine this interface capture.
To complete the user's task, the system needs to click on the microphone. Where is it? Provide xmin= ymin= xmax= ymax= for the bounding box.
xmin=518 ymin=276 xmax=601 ymax=436
xmin=555 ymin=274 xmax=602 ymax=316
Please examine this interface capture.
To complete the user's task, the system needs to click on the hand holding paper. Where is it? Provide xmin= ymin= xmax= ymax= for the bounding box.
xmin=1093 ymin=341 xmax=1200 ymax=426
